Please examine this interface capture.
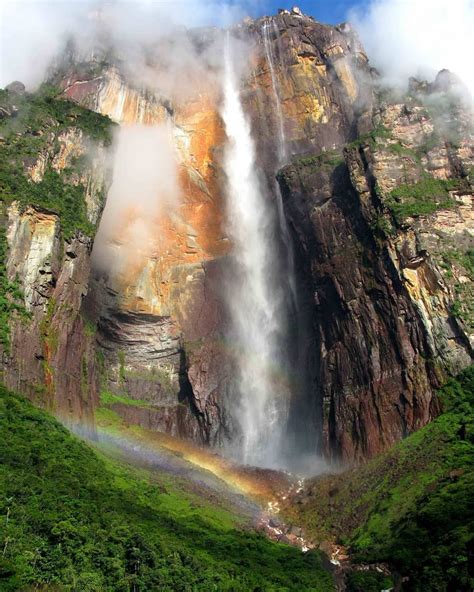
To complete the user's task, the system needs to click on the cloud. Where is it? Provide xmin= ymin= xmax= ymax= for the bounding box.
xmin=92 ymin=123 xmax=181 ymax=275
xmin=0 ymin=0 xmax=255 ymax=89
xmin=350 ymin=0 xmax=474 ymax=97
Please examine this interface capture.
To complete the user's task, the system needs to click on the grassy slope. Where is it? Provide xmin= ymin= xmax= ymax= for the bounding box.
xmin=283 ymin=366 xmax=474 ymax=591
xmin=0 ymin=385 xmax=333 ymax=592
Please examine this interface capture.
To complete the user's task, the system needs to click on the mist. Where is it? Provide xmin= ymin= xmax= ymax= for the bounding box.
xmin=351 ymin=0 xmax=474 ymax=98
xmin=0 ymin=0 xmax=254 ymax=90
xmin=92 ymin=123 xmax=180 ymax=276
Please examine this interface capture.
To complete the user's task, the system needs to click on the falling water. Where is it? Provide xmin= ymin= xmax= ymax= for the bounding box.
xmin=262 ymin=20 xmax=297 ymax=303
xmin=260 ymin=20 xmax=321 ymax=469
xmin=221 ymin=33 xmax=289 ymax=468
xmin=262 ymin=21 xmax=287 ymax=163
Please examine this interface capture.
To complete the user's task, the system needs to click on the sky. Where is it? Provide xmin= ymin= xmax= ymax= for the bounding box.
xmin=260 ymin=0 xmax=364 ymax=24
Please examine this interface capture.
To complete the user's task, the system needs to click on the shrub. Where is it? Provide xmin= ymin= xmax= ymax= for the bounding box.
xmin=346 ymin=570 xmax=393 ymax=592
xmin=387 ymin=176 xmax=464 ymax=221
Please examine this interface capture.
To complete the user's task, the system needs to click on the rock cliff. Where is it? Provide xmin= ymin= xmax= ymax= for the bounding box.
xmin=0 ymin=87 xmax=112 ymax=427
xmin=278 ymin=70 xmax=473 ymax=460
xmin=0 ymin=10 xmax=472 ymax=462
xmin=57 ymin=41 xmax=232 ymax=445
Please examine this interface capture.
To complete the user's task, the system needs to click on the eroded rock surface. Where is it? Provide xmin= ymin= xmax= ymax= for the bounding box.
xmin=1 ymin=116 xmax=110 ymax=427
xmin=279 ymin=81 xmax=473 ymax=460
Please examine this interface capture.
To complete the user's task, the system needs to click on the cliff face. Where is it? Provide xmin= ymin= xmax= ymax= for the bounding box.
xmin=245 ymin=14 xmax=370 ymax=163
xmin=4 ymin=209 xmax=97 ymax=425
xmin=1 ymin=11 xmax=472 ymax=463
xmin=53 ymin=12 xmax=375 ymax=452
xmin=60 ymin=52 xmax=231 ymax=444
xmin=0 ymin=87 xmax=112 ymax=427
xmin=58 ymin=12 xmax=473 ymax=460
xmin=278 ymin=72 xmax=473 ymax=460
xmin=244 ymin=13 xmax=380 ymax=458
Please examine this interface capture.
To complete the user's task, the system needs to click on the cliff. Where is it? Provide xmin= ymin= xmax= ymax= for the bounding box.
xmin=1 ymin=10 xmax=472 ymax=462
xmin=278 ymin=70 xmax=473 ymax=460
xmin=0 ymin=84 xmax=113 ymax=427
xmin=53 ymin=12 xmax=381 ymax=458
xmin=58 ymin=42 xmax=231 ymax=445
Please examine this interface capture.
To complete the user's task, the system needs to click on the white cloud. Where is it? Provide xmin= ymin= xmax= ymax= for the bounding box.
xmin=0 ymin=0 xmax=253 ymax=88
xmin=92 ymin=123 xmax=181 ymax=274
xmin=351 ymin=0 xmax=474 ymax=97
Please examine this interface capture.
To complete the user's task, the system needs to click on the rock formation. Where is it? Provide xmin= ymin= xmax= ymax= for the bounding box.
xmin=0 ymin=110 xmax=111 ymax=428
xmin=0 ymin=10 xmax=472 ymax=463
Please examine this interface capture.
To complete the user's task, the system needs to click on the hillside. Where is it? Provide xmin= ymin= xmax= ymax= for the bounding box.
xmin=282 ymin=367 xmax=474 ymax=591
xmin=0 ymin=384 xmax=333 ymax=591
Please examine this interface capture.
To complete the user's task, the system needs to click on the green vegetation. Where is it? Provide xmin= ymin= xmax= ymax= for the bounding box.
xmin=284 ymin=366 xmax=474 ymax=591
xmin=40 ymin=297 xmax=58 ymax=361
xmin=0 ymin=84 xmax=113 ymax=144
xmin=449 ymin=298 xmax=463 ymax=318
xmin=148 ymin=365 xmax=177 ymax=395
xmin=83 ymin=317 xmax=97 ymax=338
xmin=440 ymin=247 xmax=474 ymax=279
xmin=291 ymin=149 xmax=345 ymax=170
xmin=100 ymin=390 xmax=153 ymax=409
xmin=417 ymin=131 xmax=440 ymax=155
xmin=437 ymin=247 xmax=474 ymax=329
xmin=117 ymin=350 xmax=126 ymax=384
xmin=109 ymin=360 xmax=178 ymax=399
xmin=0 ymin=227 xmax=29 ymax=352
xmin=346 ymin=570 xmax=393 ymax=592
xmin=386 ymin=175 xmax=465 ymax=221
xmin=386 ymin=140 xmax=421 ymax=161
xmin=347 ymin=123 xmax=392 ymax=150
xmin=369 ymin=213 xmax=395 ymax=238
xmin=386 ymin=133 xmax=441 ymax=161
xmin=0 ymin=385 xmax=333 ymax=591
xmin=95 ymin=405 xmax=124 ymax=431
xmin=0 ymin=84 xmax=114 ymax=239
xmin=1 ymin=167 xmax=95 ymax=238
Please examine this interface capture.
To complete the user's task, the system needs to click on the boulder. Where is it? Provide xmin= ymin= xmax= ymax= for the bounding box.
xmin=5 ymin=80 xmax=25 ymax=94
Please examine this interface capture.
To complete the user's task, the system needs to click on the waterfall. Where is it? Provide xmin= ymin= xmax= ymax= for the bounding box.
xmin=262 ymin=21 xmax=287 ymax=163
xmin=260 ymin=20 xmax=321 ymax=471
xmin=262 ymin=20 xmax=297 ymax=304
xmin=221 ymin=33 xmax=288 ymax=468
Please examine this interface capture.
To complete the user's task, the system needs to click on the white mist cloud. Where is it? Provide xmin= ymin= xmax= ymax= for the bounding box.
xmin=92 ymin=123 xmax=180 ymax=274
xmin=0 ymin=0 xmax=255 ymax=89
xmin=351 ymin=0 xmax=474 ymax=97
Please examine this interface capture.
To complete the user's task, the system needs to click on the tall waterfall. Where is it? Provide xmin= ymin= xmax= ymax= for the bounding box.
xmin=221 ymin=33 xmax=288 ymax=468
xmin=262 ymin=20 xmax=297 ymax=303
xmin=262 ymin=21 xmax=287 ymax=164
xmin=259 ymin=20 xmax=321 ymax=472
